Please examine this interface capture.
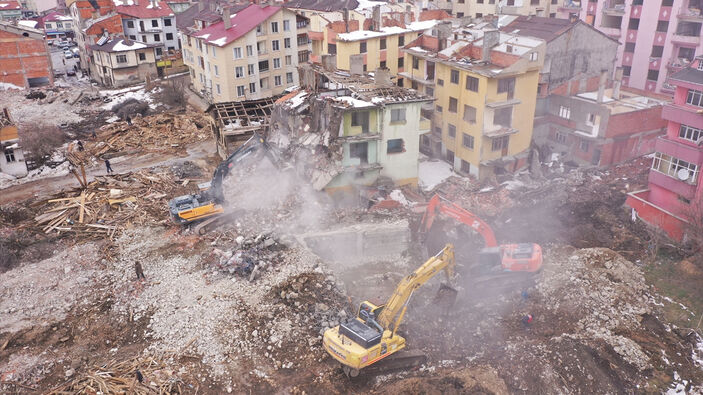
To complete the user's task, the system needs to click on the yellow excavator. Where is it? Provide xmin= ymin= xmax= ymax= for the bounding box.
xmin=322 ymin=244 xmax=457 ymax=377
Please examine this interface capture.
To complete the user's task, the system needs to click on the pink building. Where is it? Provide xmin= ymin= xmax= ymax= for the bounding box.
xmin=581 ymin=0 xmax=703 ymax=95
xmin=626 ymin=58 xmax=703 ymax=241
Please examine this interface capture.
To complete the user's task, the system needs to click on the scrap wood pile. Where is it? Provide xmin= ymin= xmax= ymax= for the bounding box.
xmin=89 ymin=112 xmax=211 ymax=157
xmin=33 ymin=170 xmax=185 ymax=238
xmin=49 ymin=353 xmax=190 ymax=395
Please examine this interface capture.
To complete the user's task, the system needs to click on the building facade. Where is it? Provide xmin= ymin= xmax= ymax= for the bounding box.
xmin=41 ymin=11 xmax=74 ymax=40
xmin=448 ymin=0 xmax=572 ymax=18
xmin=580 ymin=0 xmax=703 ymax=95
xmin=403 ymin=25 xmax=545 ymax=179
xmin=0 ymin=108 xmax=27 ymax=177
xmin=0 ymin=21 xmax=53 ymax=88
xmin=627 ymin=60 xmax=703 ymax=241
xmin=0 ymin=1 xmax=23 ymax=20
xmin=180 ymin=4 xmax=310 ymax=104
xmin=117 ymin=0 xmax=178 ymax=54
xmin=90 ymin=37 xmax=159 ymax=86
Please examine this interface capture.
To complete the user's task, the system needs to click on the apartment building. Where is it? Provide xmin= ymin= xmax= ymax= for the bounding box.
xmin=90 ymin=37 xmax=159 ymax=86
xmin=41 ymin=11 xmax=74 ymax=40
xmin=0 ymin=21 xmax=53 ymax=88
xmin=448 ymin=0 xmax=570 ymax=18
xmin=403 ymin=23 xmax=545 ymax=179
xmin=67 ymin=0 xmax=123 ymax=74
xmin=581 ymin=0 xmax=703 ymax=95
xmin=181 ymin=4 xmax=310 ymax=104
xmin=0 ymin=1 xmax=22 ymax=20
xmin=116 ymin=0 xmax=178 ymax=54
xmin=269 ymin=62 xmax=433 ymax=193
xmin=627 ymin=59 xmax=703 ymax=241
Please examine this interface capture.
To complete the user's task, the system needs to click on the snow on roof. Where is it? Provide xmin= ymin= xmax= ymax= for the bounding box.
xmin=116 ymin=0 xmax=174 ymax=19
xmin=113 ymin=39 xmax=147 ymax=51
xmin=43 ymin=11 xmax=72 ymax=21
xmin=0 ymin=1 xmax=21 ymax=9
xmin=355 ymin=0 xmax=385 ymax=10
xmin=334 ymin=96 xmax=376 ymax=109
xmin=18 ymin=20 xmax=38 ymax=28
xmin=192 ymin=4 xmax=281 ymax=47
xmin=337 ymin=20 xmax=438 ymax=42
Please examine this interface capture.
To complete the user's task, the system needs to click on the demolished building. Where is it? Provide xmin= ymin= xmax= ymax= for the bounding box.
xmin=208 ymin=97 xmax=276 ymax=158
xmin=268 ymin=61 xmax=432 ymax=194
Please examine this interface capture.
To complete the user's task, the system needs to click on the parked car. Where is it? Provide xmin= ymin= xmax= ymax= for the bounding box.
xmin=64 ymin=50 xmax=73 ymax=59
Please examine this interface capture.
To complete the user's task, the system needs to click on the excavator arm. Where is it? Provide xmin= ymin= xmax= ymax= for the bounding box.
xmin=420 ymin=194 xmax=498 ymax=247
xmin=377 ymin=244 xmax=456 ymax=333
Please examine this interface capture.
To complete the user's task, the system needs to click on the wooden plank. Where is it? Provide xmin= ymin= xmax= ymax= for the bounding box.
xmin=78 ymin=191 xmax=86 ymax=224
xmin=47 ymin=197 xmax=78 ymax=203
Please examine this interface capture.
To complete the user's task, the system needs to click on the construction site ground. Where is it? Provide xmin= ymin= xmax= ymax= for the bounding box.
xmin=1 ymin=90 xmax=702 ymax=393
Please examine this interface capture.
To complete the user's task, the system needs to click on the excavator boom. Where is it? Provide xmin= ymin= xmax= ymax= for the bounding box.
xmin=421 ymin=194 xmax=497 ymax=247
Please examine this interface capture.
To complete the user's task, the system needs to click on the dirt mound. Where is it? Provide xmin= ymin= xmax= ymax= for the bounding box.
xmin=376 ymin=366 xmax=509 ymax=394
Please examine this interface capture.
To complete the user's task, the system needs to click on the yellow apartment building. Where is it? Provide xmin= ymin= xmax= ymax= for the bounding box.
xmin=180 ymin=4 xmax=310 ymax=103
xmin=403 ymin=29 xmax=545 ymax=179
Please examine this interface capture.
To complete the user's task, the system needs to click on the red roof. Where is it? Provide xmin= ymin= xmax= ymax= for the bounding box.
xmin=0 ymin=1 xmax=21 ymax=10
xmin=42 ymin=11 xmax=73 ymax=23
xmin=192 ymin=4 xmax=281 ymax=47
xmin=116 ymin=0 xmax=174 ymax=19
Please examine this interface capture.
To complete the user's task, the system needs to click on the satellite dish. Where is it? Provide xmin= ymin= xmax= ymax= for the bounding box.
xmin=677 ymin=168 xmax=690 ymax=180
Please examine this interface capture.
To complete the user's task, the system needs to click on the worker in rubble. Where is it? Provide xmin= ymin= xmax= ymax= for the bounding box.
xmin=77 ymin=140 xmax=84 ymax=152
xmin=135 ymin=261 xmax=145 ymax=280
xmin=521 ymin=314 xmax=533 ymax=329
xmin=126 ymin=115 xmax=132 ymax=126
xmin=135 ymin=369 xmax=144 ymax=383
xmin=104 ymin=158 xmax=113 ymax=174
xmin=91 ymin=130 xmax=97 ymax=139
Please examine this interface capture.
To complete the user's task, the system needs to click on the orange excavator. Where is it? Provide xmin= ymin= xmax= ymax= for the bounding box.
xmin=419 ymin=194 xmax=542 ymax=273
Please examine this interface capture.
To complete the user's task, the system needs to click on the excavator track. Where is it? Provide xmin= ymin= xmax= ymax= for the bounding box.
xmin=345 ymin=349 xmax=428 ymax=378
xmin=191 ymin=211 xmax=240 ymax=235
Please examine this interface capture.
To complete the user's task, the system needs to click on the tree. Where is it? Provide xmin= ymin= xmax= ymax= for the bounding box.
xmin=161 ymin=78 xmax=187 ymax=108
xmin=19 ymin=123 xmax=66 ymax=167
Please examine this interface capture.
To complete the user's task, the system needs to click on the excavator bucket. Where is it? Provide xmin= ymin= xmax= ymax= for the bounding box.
xmin=432 ymin=283 xmax=458 ymax=308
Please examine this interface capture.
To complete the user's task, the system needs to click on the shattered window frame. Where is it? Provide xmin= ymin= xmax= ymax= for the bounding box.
xmin=349 ymin=142 xmax=369 ymax=163
xmin=387 ymin=138 xmax=405 ymax=154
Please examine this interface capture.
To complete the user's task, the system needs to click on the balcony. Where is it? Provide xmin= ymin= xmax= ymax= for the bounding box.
xmin=649 ymin=57 xmax=662 ymax=69
xmin=667 ymin=58 xmax=692 ymax=72
xmin=679 ymin=8 xmax=703 ymax=21
xmin=662 ymin=103 xmax=703 ymax=129
xmin=603 ymin=3 xmax=625 ymax=15
xmin=419 ymin=117 xmax=431 ymax=133
xmin=671 ymin=33 xmax=701 ymax=45
xmin=398 ymin=71 xmax=435 ymax=86
xmin=648 ymin=170 xmax=697 ymax=199
xmin=655 ymin=135 xmax=703 ymax=164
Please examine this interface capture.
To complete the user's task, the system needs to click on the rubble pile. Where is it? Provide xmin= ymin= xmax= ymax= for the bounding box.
xmin=33 ymin=170 xmax=187 ymax=238
xmin=88 ymin=112 xmax=211 ymax=158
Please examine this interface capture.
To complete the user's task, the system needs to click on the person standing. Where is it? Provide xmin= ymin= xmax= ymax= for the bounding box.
xmin=135 ymin=262 xmax=145 ymax=280
xmin=521 ymin=314 xmax=533 ymax=329
xmin=104 ymin=158 xmax=113 ymax=174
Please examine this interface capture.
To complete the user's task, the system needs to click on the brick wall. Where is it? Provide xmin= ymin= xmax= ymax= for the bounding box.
xmin=0 ymin=29 xmax=52 ymax=88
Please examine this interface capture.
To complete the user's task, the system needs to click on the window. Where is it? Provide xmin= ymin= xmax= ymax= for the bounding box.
xmin=387 ymin=138 xmax=404 ymax=153
xmin=246 ymin=45 xmax=253 ymax=56
xmin=283 ymin=20 xmax=290 ymax=31
xmin=350 ymin=142 xmax=369 ymax=163
xmin=285 ymin=55 xmax=292 ymax=65
xmin=412 ymin=56 xmax=419 ymax=69
xmin=260 ymin=77 xmax=269 ymax=89
xmin=656 ymin=20 xmax=669 ymax=32
xmin=679 ymin=124 xmax=703 ymax=142
xmin=273 ymin=58 xmax=281 ymax=68
xmin=447 ymin=124 xmax=456 ymax=138
xmin=628 ymin=18 xmax=639 ymax=30
xmin=235 ymin=66 xmax=244 ymax=78
xmin=4 ymin=148 xmax=15 ymax=162
xmin=446 ymin=149 xmax=454 ymax=164
xmin=198 ymin=56 xmax=204 ymax=68
xmin=249 ymin=82 xmax=256 ymax=93
xmin=466 ymin=75 xmax=478 ymax=92
xmin=164 ymin=18 xmax=172 ymax=26
xmin=449 ymin=97 xmax=458 ymax=113
xmin=142 ymin=35 xmax=147 ymax=43
xmin=129 ymin=35 xmax=136 ymax=40
xmin=275 ymin=75 xmax=282 ymax=86
xmin=550 ymin=131 xmax=566 ymax=144
xmin=156 ymin=47 xmax=162 ymax=56
xmin=127 ymin=20 xmax=134 ymax=28
xmin=257 ymin=41 xmax=266 ymax=54
xmin=298 ymin=51 xmax=309 ymax=63
xmin=328 ymin=43 xmax=337 ymax=54
xmin=460 ymin=160 xmax=470 ymax=173
xmin=390 ymin=108 xmax=406 ymax=123
xmin=624 ymin=42 xmax=635 ymax=52
xmin=436 ymin=105 xmax=443 ymax=113
xmin=237 ymin=85 xmax=245 ymax=97
xmin=138 ymin=52 xmax=146 ymax=61
xmin=351 ymin=111 xmax=369 ymax=128
xmin=462 ymin=133 xmax=474 ymax=149
xmin=398 ymin=57 xmax=404 ymax=68
xmin=497 ymin=77 xmax=515 ymax=93
xmin=398 ymin=35 xmax=404 ymax=46
xmin=233 ymin=47 xmax=242 ymax=59
xmin=457 ymin=12 xmax=465 ymax=17
xmin=558 ymin=105 xmax=571 ymax=119
xmin=652 ymin=152 xmax=700 ymax=184
xmin=259 ymin=60 xmax=269 ymax=72
xmin=579 ymin=139 xmax=590 ymax=152
xmin=463 ymin=105 xmax=476 ymax=123
xmin=153 ymin=34 xmax=160 ymax=41
xmin=647 ymin=69 xmax=659 ymax=81
xmin=380 ymin=38 xmax=386 ymax=50
xmin=272 ymin=40 xmax=280 ymax=51
xmin=437 ymin=79 xmax=444 ymax=86
xmin=216 ymin=84 xmax=221 ymax=95
xmin=116 ymin=54 xmax=127 ymax=63
xmin=271 ymin=21 xmax=278 ymax=33
xmin=586 ymin=113 xmax=596 ymax=125
xmin=492 ymin=136 xmax=509 ymax=152
xmin=529 ymin=52 xmax=538 ymax=62
xmin=698 ymin=61 xmax=703 ymax=71
xmin=152 ymin=20 xmax=158 ymax=27
xmin=494 ymin=107 xmax=512 ymax=127
xmin=360 ymin=41 xmax=367 ymax=53
xmin=257 ymin=24 xmax=265 ymax=35
xmin=623 ymin=66 xmax=632 ymax=76
xmin=286 ymin=72 xmax=293 ymax=83
xmin=166 ymin=33 xmax=173 ymax=40
xmin=450 ymin=69 xmax=459 ymax=84
xmin=651 ymin=46 xmax=664 ymax=57
xmin=210 ymin=46 xmax=216 ymax=58
xmin=398 ymin=78 xmax=403 ymax=87
xmin=284 ymin=38 xmax=291 ymax=48
xmin=380 ymin=60 xmax=386 ymax=68
xmin=248 ymin=64 xmax=255 ymax=75
xmin=411 ymin=80 xmax=417 ymax=89
xmin=687 ymin=89 xmax=703 ymax=106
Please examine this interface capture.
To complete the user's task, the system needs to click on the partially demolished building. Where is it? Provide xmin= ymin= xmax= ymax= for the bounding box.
xmin=268 ymin=61 xmax=432 ymax=193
